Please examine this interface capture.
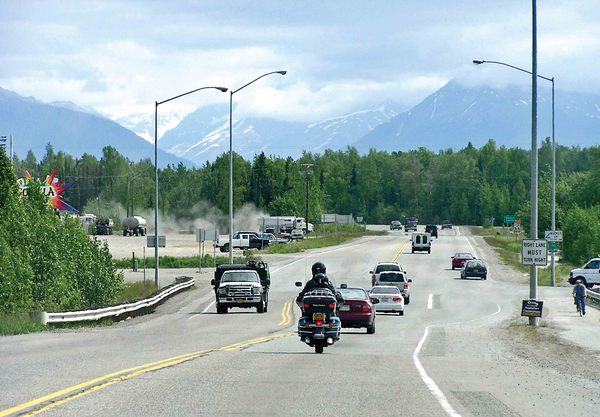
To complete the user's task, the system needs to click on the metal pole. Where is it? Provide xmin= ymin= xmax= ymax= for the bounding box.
xmin=229 ymin=91 xmax=234 ymax=263
xmin=530 ymin=0 xmax=539 ymax=326
xmin=550 ymin=77 xmax=556 ymax=287
xmin=154 ymin=101 xmax=159 ymax=288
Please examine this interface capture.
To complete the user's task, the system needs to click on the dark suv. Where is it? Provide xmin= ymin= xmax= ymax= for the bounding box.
xmin=425 ymin=224 xmax=438 ymax=238
xmin=441 ymin=220 xmax=452 ymax=229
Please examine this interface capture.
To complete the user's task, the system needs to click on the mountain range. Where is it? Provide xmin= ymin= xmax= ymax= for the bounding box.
xmin=2 ymin=81 xmax=599 ymax=169
xmin=0 ymin=88 xmax=192 ymax=168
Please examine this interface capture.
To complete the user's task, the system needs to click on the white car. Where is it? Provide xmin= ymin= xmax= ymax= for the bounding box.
xmin=369 ymin=285 xmax=404 ymax=316
xmin=290 ymin=228 xmax=305 ymax=239
xmin=370 ymin=262 xmax=406 ymax=286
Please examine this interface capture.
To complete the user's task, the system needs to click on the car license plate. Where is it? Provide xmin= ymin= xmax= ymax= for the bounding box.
xmin=473 ymin=269 xmax=479 ymax=272
xmin=236 ymin=299 xmax=244 ymax=303
xmin=339 ymin=304 xmax=350 ymax=311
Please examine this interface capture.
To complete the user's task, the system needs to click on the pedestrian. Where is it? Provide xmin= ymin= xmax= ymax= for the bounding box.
xmin=572 ymin=279 xmax=587 ymax=316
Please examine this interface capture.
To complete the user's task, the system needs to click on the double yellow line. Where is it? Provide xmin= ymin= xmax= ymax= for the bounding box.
xmin=1 ymin=332 xmax=294 ymax=417
xmin=393 ymin=239 xmax=411 ymax=262
xmin=278 ymin=300 xmax=294 ymax=327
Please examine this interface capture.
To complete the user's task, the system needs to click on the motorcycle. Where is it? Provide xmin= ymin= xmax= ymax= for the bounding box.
xmin=294 ymin=282 xmax=342 ymax=354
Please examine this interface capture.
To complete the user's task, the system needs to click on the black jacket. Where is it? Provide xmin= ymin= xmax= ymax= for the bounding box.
xmin=297 ymin=276 xmax=338 ymax=302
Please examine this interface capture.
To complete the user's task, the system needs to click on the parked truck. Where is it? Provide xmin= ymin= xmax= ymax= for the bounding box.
xmin=95 ymin=218 xmax=114 ymax=235
xmin=122 ymin=216 xmax=147 ymax=236
xmin=217 ymin=231 xmax=270 ymax=252
xmin=257 ymin=216 xmax=309 ymax=234
xmin=211 ymin=260 xmax=270 ymax=314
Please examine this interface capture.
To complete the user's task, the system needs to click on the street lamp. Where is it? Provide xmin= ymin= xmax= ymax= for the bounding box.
xmin=300 ymin=163 xmax=313 ymax=234
xmin=228 ymin=70 xmax=287 ymax=262
xmin=154 ymin=86 xmax=228 ymax=288
xmin=473 ymin=59 xmax=556 ymax=287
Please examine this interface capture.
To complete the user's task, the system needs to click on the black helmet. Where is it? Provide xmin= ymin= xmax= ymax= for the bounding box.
xmin=312 ymin=261 xmax=326 ymax=276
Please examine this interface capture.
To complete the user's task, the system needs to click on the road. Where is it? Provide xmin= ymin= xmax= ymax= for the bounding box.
xmin=1 ymin=227 xmax=599 ymax=416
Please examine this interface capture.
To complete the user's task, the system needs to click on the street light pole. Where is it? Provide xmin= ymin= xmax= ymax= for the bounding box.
xmin=301 ymin=163 xmax=313 ymax=234
xmin=154 ymin=86 xmax=228 ymax=288
xmin=228 ymin=70 xmax=287 ymax=263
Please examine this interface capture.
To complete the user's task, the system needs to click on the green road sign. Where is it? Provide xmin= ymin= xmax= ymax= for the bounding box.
xmin=504 ymin=214 xmax=518 ymax=224
xmin=548 ymin=241 xmax=559 ymax=253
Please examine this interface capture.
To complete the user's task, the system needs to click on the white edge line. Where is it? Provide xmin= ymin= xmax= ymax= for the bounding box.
xmin=202 ymin=300 xmax=215 ymax=314
xmin=413 ymin=326 xmax=462 ymax=417
xmin=427 ymin=293 xmax=434 ymax=310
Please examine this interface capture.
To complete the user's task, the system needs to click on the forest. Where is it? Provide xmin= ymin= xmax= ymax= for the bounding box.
xmin=9 ymin=138 xmax=600 ymax=265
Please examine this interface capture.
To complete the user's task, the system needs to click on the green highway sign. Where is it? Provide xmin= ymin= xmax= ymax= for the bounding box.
xmin=548 ymin=241 xmax=559 ymax=253
xmin=504 ymin=214 xmax=518 ymax=224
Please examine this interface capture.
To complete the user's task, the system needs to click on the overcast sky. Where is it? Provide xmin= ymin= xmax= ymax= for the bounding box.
xmin=1 ymin=0 xmax=599 ymax=123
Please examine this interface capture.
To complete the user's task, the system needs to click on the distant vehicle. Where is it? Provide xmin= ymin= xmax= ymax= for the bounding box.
xmin=78 ymin=213 xmax=97 ymax=234
xmin=218 ymin=231 xmax=270 ymax=252
xmin=390 ymin=220 xmax=402 ymax=231
xmin=374 ymin=271 xmax=412 ymax=304
xmin=569 ymin=258 xmax=600 ymax=288
xmin=425 ymin=224 xmax=438 ymax=238
xmin=441 ymin=220 xmax=453 ymax=229
xmin=404 ymin=216 xmax=418 ymax=231
xmin=369 ymin=286 xmax=404 ymax=316
xmin=122 ymin=216 xmax=147 ymax=236
xmin=461 ymin=259 xmax=488 ymax=280
xmin=259 ymin=232 xmax=288 ymax=244
xmin=337 ymin=285 xmax=377 ymax=334
xmin=451 ymin=252 xmax=475 ymax=270
xmin=95 ymin=218 xmax=114 ymax=235
xmin=411 ymin=232 xmax=431 ymax=254
xmin=257 ymin=216 xmax=309 ymax=234
xmin=370 ymin=262 xmax=406 ymax=286
xmin=290 ymin=228 xmax=305 ymax=240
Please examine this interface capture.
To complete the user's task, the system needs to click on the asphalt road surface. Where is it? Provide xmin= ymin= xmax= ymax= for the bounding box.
xmin=2 ymin=226 xmax=599 ymax=417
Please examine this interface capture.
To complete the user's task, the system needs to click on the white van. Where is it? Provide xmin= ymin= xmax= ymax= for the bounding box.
xmin=411 ymin=232 xmax=431 ymax=254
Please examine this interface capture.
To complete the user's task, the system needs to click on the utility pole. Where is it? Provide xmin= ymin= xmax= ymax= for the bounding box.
xmin=529 ymin=0 xmax=539 ymax=326
xmin=301 ymin=163 xmax=313 ymax=234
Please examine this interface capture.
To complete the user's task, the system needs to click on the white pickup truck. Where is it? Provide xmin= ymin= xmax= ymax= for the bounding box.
xmin=569 ymin=258 xmax=600 ymax=288
xmin=217 ymin=231 xmax=270 ymax=252
xmin=212 ymin=269 xmax=268 ymax=314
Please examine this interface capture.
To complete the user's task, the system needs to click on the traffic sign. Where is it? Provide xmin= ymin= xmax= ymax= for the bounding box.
xmin=504 ymin=214 xmax=518 ymax=224
xmin=548 ymin=241 xmax=559 ymax=253
xmin=147 ymin=235 xmax=166 ymax=248
xmin=544 ymin=230 xmax=563 ymax=242
xmin=521 ymin=239 xmax=547 ymax=266
xmin=521 ymin=299 xmax=544 ymax=317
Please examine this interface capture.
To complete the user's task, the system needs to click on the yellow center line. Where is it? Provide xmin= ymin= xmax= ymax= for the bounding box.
xmin=393 ymin=239 xmax=411 ymax=262
xmin=1 ymin=331 xmax=295 ymax=417
xmin=278 ymin=301 xmax=291 ymax=326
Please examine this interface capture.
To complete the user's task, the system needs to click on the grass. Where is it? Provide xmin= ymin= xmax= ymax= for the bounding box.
xmin=0 ymin=312 xmax=47 ymax=336
xmin=113 ymin=253 xmax=246 ymax=269
xmin=113 ymin=281 xmax=159 ymax=304
xmin=470 ymin=226 xmax=573 ymax=286
xmin=262 ymin=224 xmax=385 ymax=254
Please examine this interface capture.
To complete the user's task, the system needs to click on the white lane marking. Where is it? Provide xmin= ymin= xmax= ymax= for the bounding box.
xmin=413 ymin=326 xmax=462 ymax=417
xmin=202 ymin=300 xmax=215 ymax=314
xmin=444 ymin=303 xmax=502 ymax=326
xmin=455 ymin=226 xmax=461 ymax=236
xmin=427 ymin=293 xmax=434 ymax=309
xmin=465 ymin=236 xmax=478 ymax=259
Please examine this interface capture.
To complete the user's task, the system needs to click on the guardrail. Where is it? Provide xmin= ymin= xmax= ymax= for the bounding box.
xmin=29 ymin=276 xmax=195 ymax=325
xmin=587 ymin=288 xmax=600 ymax=310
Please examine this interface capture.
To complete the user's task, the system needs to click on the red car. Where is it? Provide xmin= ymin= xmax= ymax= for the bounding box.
xmin=451 ymin=252 xmax=474 ymax=270
xmin=337 ymin=285 xmax=377 ymax=334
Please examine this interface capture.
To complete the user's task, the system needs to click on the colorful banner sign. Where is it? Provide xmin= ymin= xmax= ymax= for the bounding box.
xmin=17 ymin=169 xmax=78 ymax=213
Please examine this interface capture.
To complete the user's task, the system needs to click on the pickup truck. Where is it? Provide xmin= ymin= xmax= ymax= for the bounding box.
xmin=569 ymin=258 xmax=600 ymax=288
xmin=211 ymin=260 xmax=270 ymax=314
xmin=218 ymin=231 xmax=270 ymax=252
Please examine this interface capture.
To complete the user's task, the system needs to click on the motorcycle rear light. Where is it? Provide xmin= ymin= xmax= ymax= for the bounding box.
xmin=304 ymin=303 xmax=310 ymax=309
xmin=315 ymin=320 xmax=324 ymax=326
xmin=328 ymin=303 xmax=335 ymax=309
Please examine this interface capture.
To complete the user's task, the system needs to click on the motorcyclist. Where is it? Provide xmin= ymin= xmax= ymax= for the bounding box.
xmin=297 ymin=262 xmax=334 ymax=300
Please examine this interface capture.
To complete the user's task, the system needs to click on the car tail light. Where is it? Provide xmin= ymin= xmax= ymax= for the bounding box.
xmin=315 ymin=320 xmax=324 ymax=327
xmin=371 ymin=274 xmax=376 ymax=281
xmin=403 ymin=282 xmax=409 ymax=290
xmin=392 ymin=297 xmax=403 ymax=302
xmin=360 ymin=304 xmax=371 ymax=312
xmin=328 ymin=303 xmax=335 ymax=309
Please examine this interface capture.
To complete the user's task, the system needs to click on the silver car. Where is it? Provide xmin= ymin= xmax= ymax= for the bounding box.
xmin=369 ymin=286 xmax=404 ymax=316
xmin=375 ymin=271 xmax=412 ymax=304
xmin=370 ymin=262 xmax=406 ymax=286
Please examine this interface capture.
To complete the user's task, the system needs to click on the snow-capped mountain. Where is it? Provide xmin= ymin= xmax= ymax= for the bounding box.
xmin=157 ymin=103 xmax=400 ymax=165
xmin=116 ymin=110 xmax=187 ymax=143
xmin=354 ymin=81 xmax=600 ymax=152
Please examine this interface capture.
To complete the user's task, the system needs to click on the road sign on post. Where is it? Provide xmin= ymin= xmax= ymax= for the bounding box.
xmin=521 ymin=239 xmax=547 ymax=266
xmin=147 ymin=235 xmax=166 ymax=248
xmin=504 ymin=214 xmax=518 ymax=224
xmin=548 ymin=241 xmax=559 ymax=253
xmin=544 ymin=230 xmax=563 ymax=242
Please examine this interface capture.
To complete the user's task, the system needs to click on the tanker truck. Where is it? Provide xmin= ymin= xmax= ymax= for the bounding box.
xmin=122 ymin=216 xmax=147 ymax=236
